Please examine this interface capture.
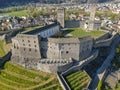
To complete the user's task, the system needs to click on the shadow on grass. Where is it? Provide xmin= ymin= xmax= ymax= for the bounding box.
xmin=0 ymin=52 xmax=11 ymax=69
xmin=62 ymin=30 xmax=74 ymax=36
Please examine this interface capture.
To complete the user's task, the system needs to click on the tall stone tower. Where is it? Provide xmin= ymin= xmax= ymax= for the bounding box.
xmin=88 ymin=5 xmax=96 ymax=30
xmin=57 ymin=8 xmax=65 ymax=28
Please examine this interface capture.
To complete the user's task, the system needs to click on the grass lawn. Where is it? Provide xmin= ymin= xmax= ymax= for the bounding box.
xmin=21 ymin=25 xmax=43 ymax=34
xmin=65 ymin=28 xmax=106 ymax=38
xmin=0 ymin=10 xmax=28 ymax=17
xmin=0 ymin=40 xmax=12 ymax=57
xmin=65 ymin=70 xmax=91 ymax=90
xmin=0 ymin=40 xmax=6 ymax=57
xmin=0 ymin=61 xmax=62 ymax=90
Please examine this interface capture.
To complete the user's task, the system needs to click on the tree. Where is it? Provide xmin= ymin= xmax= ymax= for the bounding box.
xmin=54 ymin=31 xmax=63 ymax=38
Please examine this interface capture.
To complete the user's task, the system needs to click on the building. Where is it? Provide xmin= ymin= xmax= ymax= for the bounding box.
xmin=11 ymin=23 xmax=93 ymax=73
xmin=57 ymin=8 xmax=65 ymax=28
xmin=88 ymin=5 xmax=96 ymax=30
xmin=24 ymin=23 xmax=60 ymax=38
xmin=41 ymin=36 xmax=93 ymax=61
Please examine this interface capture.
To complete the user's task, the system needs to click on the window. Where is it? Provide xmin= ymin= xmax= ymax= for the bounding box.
xmin=17 ymin=47 xmax=19 ymax=49
xmin=35 ymin=49 xmax=37 ymax=52
xmin=66 ymin=51 xmax=69 ymax=54
xmin=34 ymin=41 xmax=36 ymax=43
xmin=35 ymin=45 xmax=37 ymax=47
xmin=24 ymin=48 xmax=26 ymax=51
xmin=29 ymin=48 xmax=31 ymax=51
xmin=61 ymin=44 xmax=64 ymax=46
xmin=14 ymin=44 xmax=16 ymax=48
xmin=22 ymin=39 xmax=24 ymax=42
xmin=23 ymin=44 xmax=25 ymax=46
xmin=29 ymin=44 xmax=31 ymax=47
xmin=28 ymin=40 xmax=30 ymax=43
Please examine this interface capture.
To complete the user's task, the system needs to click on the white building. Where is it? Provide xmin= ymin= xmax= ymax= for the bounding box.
xmin=25 ymin=23 xmax=60 ymax=38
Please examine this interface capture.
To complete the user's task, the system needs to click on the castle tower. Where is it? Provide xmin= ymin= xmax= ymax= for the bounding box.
xmin=88 ymin=5 xmax=96 ymax=30
xmin=57 ymin=8 xmax=65 ymax=28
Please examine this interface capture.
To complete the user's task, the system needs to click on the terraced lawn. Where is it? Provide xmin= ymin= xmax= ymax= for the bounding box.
xmin=0 ymin=40 xmax=6 ymax=57
xmin=0 ymin=61 xmax=62 ymax=90
xmin=65 ymin=28 xmax=106 ymax=38
xmin=0 ymin=40 xmax=11 ymax=57
xmin=65 ymin=70 xmax=91 ymax=90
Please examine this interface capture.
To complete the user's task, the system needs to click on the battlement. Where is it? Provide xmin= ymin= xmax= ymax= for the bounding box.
xmin=39 ymin=58 xmax=72 ymax=65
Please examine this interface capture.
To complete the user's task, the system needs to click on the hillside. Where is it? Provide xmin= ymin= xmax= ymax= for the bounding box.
xmin=0 ymin=0 xmax=113 ymax=8
xmin=0 ymin=61 xmax=62 ymax=90
xmin=0 ymin=40 xmax=11 ymax=57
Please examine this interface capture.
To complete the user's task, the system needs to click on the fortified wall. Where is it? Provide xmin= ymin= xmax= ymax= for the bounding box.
xmin=65 ymin=20 xmax=102 ymax=30
xmin=41 ymin=37 xmax=93 ymax=61
xmin=11 ymin=33 xmax=93 ymax=73
xmin=11 ymin=22 xmax=116 ymax=73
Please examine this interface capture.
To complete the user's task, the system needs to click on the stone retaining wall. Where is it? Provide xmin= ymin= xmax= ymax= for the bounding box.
xmin=94 ymin=32 xmax=118 ymax=48
xmin=57 ymin=50 xmax=99 ymax=90
xmin=90 ymin=33 xmax=120 ymax=90
xmin=95 ymin=33 xmax=111 ymax=42
xmin=11 ymin=56 xmax=73 ymax=73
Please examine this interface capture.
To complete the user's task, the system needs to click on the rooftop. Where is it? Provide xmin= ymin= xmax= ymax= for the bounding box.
xmin=47 ymin=36 xmax=92 ymax=43
xmin=24 ymin=23 xmax=59 ymax=35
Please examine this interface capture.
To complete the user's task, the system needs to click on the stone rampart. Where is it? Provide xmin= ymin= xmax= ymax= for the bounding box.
xmin=57 ymin=49 xmax=98 ymax=90
xmin=90 ymin=33 xmax=120 ymax=90
xmin=62 ymin=49 xmax=98 ymax=75
xmin=11 ymin=56 xmax=73 ymax=73
xmin=57 ymin=73 xmax=71 ymax=90
xmin=95 ymin=33 xmax=111 ymax=42
xmin=94 ymin=32 xmax=119 ymax=48
xmin=65 ymin=20 xmax=81 ymax=28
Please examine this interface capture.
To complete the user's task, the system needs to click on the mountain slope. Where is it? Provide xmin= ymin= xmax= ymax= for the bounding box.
xmin=0 ymin=0 xmax=113 ymax=8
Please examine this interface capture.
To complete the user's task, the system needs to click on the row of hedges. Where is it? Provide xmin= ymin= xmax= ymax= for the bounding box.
xmin=0 ymin=61 xmax=62 ymax=90
xmin=65 ymin=70 xmax=91 ymax=90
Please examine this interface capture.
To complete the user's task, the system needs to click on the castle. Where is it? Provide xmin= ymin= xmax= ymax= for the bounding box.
xmin=11 ymin=23 xmax=93 ymax=73
xmin=11 ymin=8 xmax=98 ymax=73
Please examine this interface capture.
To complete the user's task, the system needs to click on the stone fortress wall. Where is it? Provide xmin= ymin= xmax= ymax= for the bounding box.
xmin=11 ymin=21 xmax=117 ymax=73
xmin=11 ymin=33 xmax=93 ymax=73
xmin=12 ymin=34 xmax=41 ymax=59
xmin=41 ymin=36 xmax=93 ymax=61
xmin=94 ymin=32 xmax=118 ymax=48
xmin=65 ymin=20 xmax=102 ymax=30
